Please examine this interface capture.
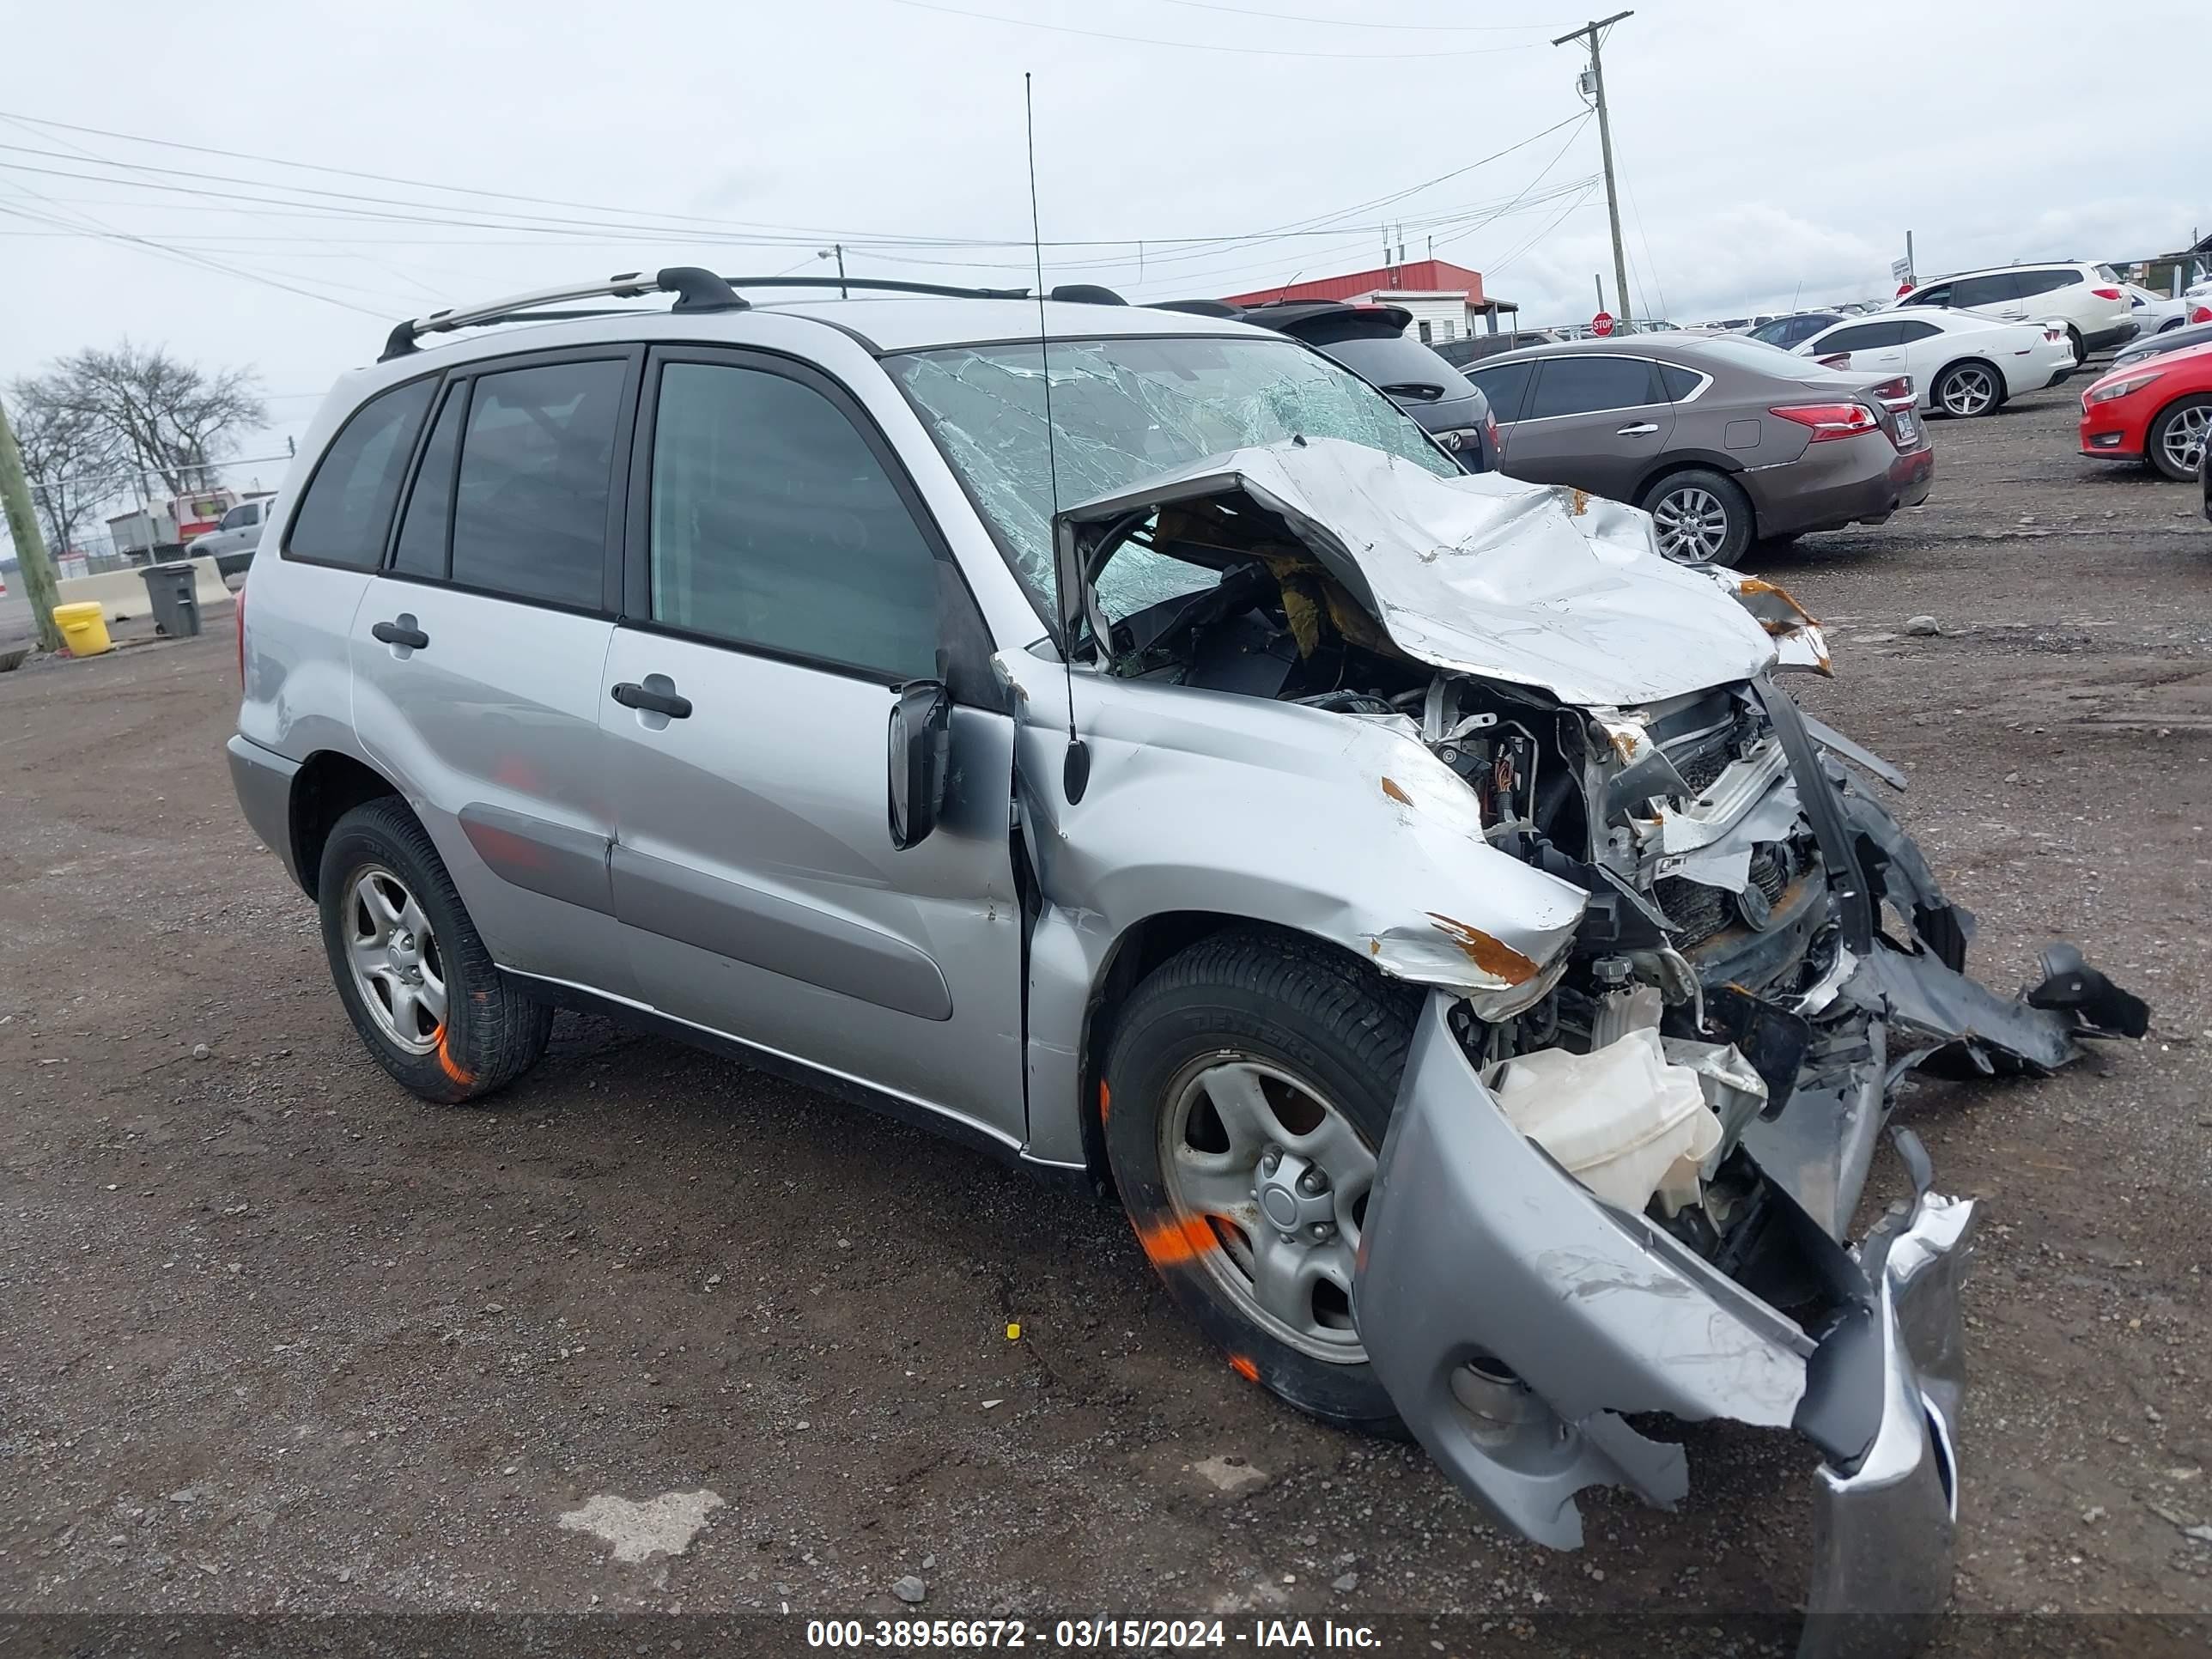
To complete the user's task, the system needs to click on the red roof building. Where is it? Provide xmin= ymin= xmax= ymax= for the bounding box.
xmin=1223 ymin=258 xmax=1493 ymax=308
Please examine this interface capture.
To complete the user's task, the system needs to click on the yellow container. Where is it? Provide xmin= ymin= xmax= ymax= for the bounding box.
xmin=52 ymin=601 xmax=113 ymax=658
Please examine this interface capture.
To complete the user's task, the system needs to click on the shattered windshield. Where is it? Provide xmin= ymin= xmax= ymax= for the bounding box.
xmin=890 ymin=335 xmax=1454 ymax=623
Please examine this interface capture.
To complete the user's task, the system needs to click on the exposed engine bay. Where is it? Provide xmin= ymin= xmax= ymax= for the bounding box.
xmin=1079 ymin=482 xmax=2144 ymax=1256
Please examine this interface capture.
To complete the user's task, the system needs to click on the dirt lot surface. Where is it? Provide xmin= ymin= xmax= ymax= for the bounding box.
xmin=3 ymin=376 xmax=2208 ymax=1652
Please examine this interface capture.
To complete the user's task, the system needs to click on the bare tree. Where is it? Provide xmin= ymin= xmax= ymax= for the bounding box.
xmin=6 ymin=374 xmax=128 ymax=555
xmin=45 ymin=340 xmax=265 ymax=499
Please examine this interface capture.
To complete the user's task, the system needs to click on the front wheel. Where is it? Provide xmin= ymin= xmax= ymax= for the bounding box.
xmin=318 ymin=798 xmax=551 ymax=1103
xmin=1644 ymin=467 xmax=1753 ymax=566
xmin=1934 ymin=361 xmax=2001 ymax=418
xmin=1102 ymin=929 xmax=1415 ymax=1432
xmin=2148 ymin=395 xmax=2212 ymax=482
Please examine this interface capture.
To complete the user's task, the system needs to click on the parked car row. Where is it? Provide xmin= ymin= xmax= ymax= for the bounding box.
xmin=1795 ymin=309 xmax=2074 ymax=417
xmin=1891 ymin=260 xmax=2138 ymax=363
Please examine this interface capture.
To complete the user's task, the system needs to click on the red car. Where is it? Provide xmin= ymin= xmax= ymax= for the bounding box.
xmin=2079 ymin=338 xmax=2212 ymax=480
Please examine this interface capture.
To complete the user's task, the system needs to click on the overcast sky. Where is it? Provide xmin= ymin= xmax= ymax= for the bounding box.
xmin=2 ymin=0 xmax=2203 ymax=499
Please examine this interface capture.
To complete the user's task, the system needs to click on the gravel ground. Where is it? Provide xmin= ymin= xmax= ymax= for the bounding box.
xmin=2 ymin=374 xmax=2207 ymax=1652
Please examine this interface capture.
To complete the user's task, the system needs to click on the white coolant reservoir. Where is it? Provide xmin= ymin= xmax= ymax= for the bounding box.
xmin=1487 ymin=1028 xmax=1723 ymax=1214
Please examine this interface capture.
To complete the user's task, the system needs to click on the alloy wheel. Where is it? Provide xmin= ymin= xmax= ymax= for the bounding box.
xmin=1158 ymin=1057 xmax=1375 ymax=1364
xmin=1940 ymin=365 xmax=1996 ymax=417
xmin=1651 ymin=486 xmax=1731 ymax=561
xmin=2160 ymin=404 xmax=2210 ymax=478
xmin=343 ymin=866 xmax=447 ymax=1054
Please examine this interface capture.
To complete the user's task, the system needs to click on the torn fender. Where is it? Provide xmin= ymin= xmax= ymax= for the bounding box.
xmin=995 ymin=648 xmax=1586 ymax=1000
xmin=1358 ymin=994 xmax=1979 ymax=1657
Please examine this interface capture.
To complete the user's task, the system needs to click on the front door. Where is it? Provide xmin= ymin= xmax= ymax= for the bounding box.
xmin=598 ymin=346 xmax=1027 ymax=1148
xmin=1492 ymin=354 xmax=1676 ymax=498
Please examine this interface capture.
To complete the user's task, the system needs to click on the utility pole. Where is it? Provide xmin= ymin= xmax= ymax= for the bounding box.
xmin=1555 ymin=11 xmax=1636 ymax=333
xmin=0 ymin=391 xmax=65 ymax=653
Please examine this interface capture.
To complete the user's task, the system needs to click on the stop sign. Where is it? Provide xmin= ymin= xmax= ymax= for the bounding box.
xmin=1590 ymin=311 xmax=1616 ymax=337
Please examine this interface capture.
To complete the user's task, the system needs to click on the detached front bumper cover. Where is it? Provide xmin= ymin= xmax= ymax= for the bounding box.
xmin=1357 ymin=995 xmax=1978 ymax=1658
xmin=1352 ymin=681 xmax=2142 ymax=1655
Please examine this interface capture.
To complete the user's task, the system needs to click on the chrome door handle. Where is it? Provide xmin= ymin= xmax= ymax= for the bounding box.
xmin=1616 ymin=422 xmax=1660 ymax=435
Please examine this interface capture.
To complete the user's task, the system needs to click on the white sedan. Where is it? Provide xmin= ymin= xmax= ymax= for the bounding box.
xmin=2123 ymin=283 xmax=2192 ymax=337
xmin=1796 ymin=310 xmax=2074 ymax=418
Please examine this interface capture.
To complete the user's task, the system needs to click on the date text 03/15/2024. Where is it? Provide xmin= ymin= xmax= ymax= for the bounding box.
xmin=805 ymin=1619 xmax=1381 ymax=1649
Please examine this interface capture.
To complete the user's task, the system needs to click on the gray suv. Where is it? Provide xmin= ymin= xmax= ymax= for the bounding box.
xmin=228 ymin=269 xmax=2141 ymax=1644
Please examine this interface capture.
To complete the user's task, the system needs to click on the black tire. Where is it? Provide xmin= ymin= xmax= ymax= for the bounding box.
xmin=1641 ymin=466 xmax=1754 ymax=567
xmin=318 ymin=797 xmax=550 ymax=1103
xmin=2147 ymin=394 xmax=2212 ymax=483
xmin=2065 ymin=325 xmax=2087 ymax=366
xmin=1102 ymin=927 xmax=1416 ymax=1434
xmin=1932 ymin=360 xmax=2003 ymax=418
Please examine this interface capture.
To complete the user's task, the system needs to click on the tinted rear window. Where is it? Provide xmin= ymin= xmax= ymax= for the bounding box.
xmin=286 ymin=379 xmax=435 ymax=568
xmin=392 ymin=380 xmax=465 ymax=578
xmin=1951 ymin=272 xmax=2021 ymax=307
xmin=1526 ymin=355 xmax=1662 ymax=418
xmin=1311 ymin=334 xmax=1480 ymax=402
xmin=449 ymin=359 xmax=624 ymax=610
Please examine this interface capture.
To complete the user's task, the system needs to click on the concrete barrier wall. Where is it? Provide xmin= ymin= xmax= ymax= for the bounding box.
xmin=57 ymin=558 xmax=230 ymax=622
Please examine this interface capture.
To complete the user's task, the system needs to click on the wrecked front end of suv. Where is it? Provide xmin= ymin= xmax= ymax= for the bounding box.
xmin=1036 ymin=438 xmax=2145 ymax=1654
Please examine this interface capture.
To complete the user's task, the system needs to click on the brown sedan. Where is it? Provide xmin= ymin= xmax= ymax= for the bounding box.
xmin=1467 ymin=333 xmax=1934 ymax=565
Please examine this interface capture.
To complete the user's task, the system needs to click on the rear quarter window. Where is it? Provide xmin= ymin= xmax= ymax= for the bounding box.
xmin=284 ymin=379 xmax=436 ymax=568
xmin=1468 ymin=360 xmax=1535 ymax=421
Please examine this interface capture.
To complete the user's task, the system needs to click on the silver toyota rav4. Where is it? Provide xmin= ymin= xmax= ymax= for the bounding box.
xmin=228 ymin=269 xmax=2142 ymax=1652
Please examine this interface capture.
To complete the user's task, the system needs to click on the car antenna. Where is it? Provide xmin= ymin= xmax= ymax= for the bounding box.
xmin=1028 ymin=71 xmax=1089 ymax=805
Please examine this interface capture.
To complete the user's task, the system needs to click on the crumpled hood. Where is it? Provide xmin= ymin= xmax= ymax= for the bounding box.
xmin=1057 ymin=435 xmax=1779 ymax=708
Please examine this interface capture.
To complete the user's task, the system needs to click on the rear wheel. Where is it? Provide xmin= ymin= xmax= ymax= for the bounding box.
xmin=1102 ymin=928 xmax=1415 ymax=1432
xmin=1643 ymin=467 xmax=1753 ymax=566
xmin=318 ymin=798 xmax=550 ymax=1103
xmin=1934 ymin=361 xmax=2001 ymax=418
xmin=2148 ymin=395 xmax=2212 ymax=482
xmin=2066 ymin=325 xmax=2087 ymax=366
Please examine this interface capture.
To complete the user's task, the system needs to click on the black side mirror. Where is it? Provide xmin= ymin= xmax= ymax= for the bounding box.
xmin=887 ymin=680 xmax=951 ymax=850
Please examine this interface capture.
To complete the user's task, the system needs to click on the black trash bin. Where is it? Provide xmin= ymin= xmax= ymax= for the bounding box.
xmin=139 ymin=562 xmax=203 ymax=638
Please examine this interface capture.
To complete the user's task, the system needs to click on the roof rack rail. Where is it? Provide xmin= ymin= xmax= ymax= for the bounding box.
xmin=716 ymin=276 xmax=1126 ymax=306
xmin=718 ymin=275 xmax=1033 ymax=301
xmin=375 ymin=270 xmax=1135 ymax=362
xmin=379 ymin=266 xmax=744 ymax=362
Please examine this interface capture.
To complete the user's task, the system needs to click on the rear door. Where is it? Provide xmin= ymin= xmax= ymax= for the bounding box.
xmin=349 ymin=346 xmax=642 ymax=999
xmin=1488 ymin=353 xmax=1674 ymax=496
xmin=598 ymin=345 xmax=1028 ymax=1147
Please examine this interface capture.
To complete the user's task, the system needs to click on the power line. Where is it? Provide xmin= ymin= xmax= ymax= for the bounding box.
xmin=1480 ymin=178 xmax=1601 ymax=281
xmin=878 ymin=0 xmax=1539 ymax=58
xmin=0 ymin=110 xmax=1594 ymax=270
xmin=1430 ymin=112 xmax=1589 ymax=259
xmin=0 ymin=186 xmax=396 ymax=315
